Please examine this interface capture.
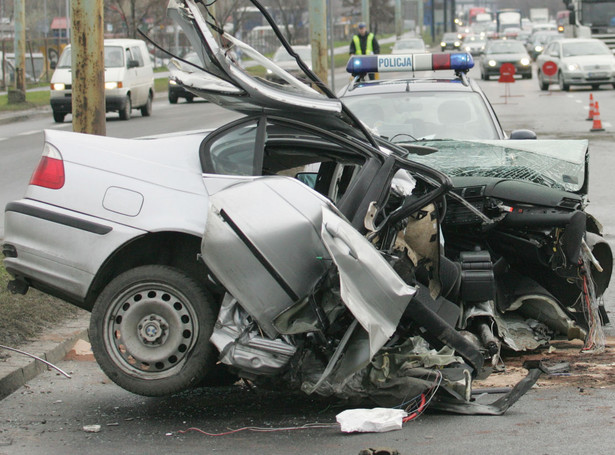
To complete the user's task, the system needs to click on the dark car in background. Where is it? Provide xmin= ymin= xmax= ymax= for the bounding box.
xmin=480 ymin=39 xmax=532 ymax=80
xmin=168 ymin=52 xmax=200 ymax=103
xmin=462 ymin=34 xmax=487 ymax=56
xmin=441 ymin=32 xmax=462 ymax=51
xmin=527 ymin=30 xmax=562 ymax=60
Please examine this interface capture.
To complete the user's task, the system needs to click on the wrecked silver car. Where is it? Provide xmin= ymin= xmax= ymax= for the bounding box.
xmin=2 ymin=0 xmax=611 ymax=416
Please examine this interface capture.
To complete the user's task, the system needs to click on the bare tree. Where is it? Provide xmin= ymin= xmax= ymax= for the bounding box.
xmin=268 ymin=0 xmax=308 ymax=44
xmin=107 ymin=0 xmax=166 ymax=39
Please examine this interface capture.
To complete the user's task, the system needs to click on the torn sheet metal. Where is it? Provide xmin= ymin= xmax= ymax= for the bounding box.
xmin=321 ymin=207 xmax=416 ymax=358
xmin=201 ymin=177 xmax=334 ymax=338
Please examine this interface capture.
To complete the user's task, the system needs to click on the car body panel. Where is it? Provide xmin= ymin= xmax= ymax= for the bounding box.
xmin=4 ymin=199 xmax=147 ymax=302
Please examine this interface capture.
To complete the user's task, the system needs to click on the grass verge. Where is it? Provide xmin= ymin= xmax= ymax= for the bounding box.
xmin=0 ymin=262 xmax=85 ymax=347
xmin=0 ymin=90 xmax=50 ymax=111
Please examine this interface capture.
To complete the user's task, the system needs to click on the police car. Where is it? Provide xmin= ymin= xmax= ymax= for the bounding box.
xmin=339 ymin=52 xmax=535 ymax=141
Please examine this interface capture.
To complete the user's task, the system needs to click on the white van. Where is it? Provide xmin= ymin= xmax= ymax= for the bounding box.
xmin=50 ymin=39 xmax=154 ymax=123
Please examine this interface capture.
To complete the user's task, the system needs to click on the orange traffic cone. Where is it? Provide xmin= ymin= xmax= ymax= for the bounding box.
xmin=591 ymin=101 xmax=605 ymax=132
xmin=586 ymin=93 xmax=595 ymax=121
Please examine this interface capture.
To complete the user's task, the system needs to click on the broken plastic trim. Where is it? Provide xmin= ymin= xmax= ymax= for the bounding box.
xmin=430 ymin=364 xmax=543 ymax=415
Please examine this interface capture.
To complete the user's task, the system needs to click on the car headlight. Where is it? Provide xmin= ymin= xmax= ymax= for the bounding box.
xmin=488 ymin=60 xmax=497 ymax=67
xmin=105 ymin=81 xmax=122 ymax=90
xmin=454 ymin=41 xmax=461 ymax=47
xmin=567 ymin=63 xmax=580 ymax=71
xmin=535 ymin=45 xmax=543 ymax=52
xmin=520 ymin=58 xmax=530 ymax=66
xmin=51 ymin=83 xmax=65 ymax=91
xmin=440 ymin=42 xmax=446 ymax=47
xmin=169 ymin=79 xmax=177 ymax=86
xmin=465 ymin=46 xmax=471 ymax=51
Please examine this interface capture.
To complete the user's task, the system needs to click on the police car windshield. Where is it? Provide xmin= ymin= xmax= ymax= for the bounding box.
xmin=343 ymin=91 xmax=499 ymax=141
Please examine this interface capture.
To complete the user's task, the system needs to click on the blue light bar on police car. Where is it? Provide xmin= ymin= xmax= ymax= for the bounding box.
xmin=346 ymin=52 xmax=474 ymax=75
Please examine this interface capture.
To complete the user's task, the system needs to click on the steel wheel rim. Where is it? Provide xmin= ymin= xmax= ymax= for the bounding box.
xmin=103 ymin=281 xmax=199 ymax=380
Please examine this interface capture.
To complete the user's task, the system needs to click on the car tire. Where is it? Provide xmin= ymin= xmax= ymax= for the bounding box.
xmin=168 ymin=92 xmax=178 ymax=104
xmin=522 ymin=73 xmax=532 ymax=80
xmin=591 ymin=84 xmax=600 ymax=90
xmin=186 ymin=94 xmax=195 ymax=103
xmin=119 ymin=95 xmax=132 ymax=120
xmin=559 ymin=72 xmax=570 ymax=91
xmin=53 ymin=111 xmax=66 ymax=123
xmin=538 ymin=71 xmax=549 ymax=91
xmin=140 ymin=92 xmax=153 ymax=117
xmin=89 ymin=265 xmax=217 ymax=397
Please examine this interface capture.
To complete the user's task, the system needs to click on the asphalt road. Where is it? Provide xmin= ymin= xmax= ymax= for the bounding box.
xmin=1 ymin=61 xmax=615 ymax=454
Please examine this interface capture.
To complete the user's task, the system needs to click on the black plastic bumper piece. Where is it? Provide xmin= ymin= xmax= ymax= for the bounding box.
xmin=405 ymin=285 xmax=484 ymax=374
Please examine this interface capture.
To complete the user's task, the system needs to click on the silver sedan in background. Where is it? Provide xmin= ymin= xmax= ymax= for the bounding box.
xmin=537 ymin=38 xmax=615 ymax=91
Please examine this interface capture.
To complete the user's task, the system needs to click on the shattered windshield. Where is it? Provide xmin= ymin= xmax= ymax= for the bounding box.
xmin=403 ymin=140 xmax=587 ymax=192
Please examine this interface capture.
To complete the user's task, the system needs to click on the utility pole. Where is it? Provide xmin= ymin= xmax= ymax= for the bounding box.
xmin=308 ymin=0 xmax=327 ymax=84
xmin=327 ymin=0 xmax=335 ymax=92
xmin=395 ymin=0 xmax=403 ymax=38
xmin=418 ymin=0 xmax=424 ymax=37
xmin=70 ymin=0 xmax=106 ymax=135
xmin=9 ymin=0 xmax=26 ymax=104
xmin=361 ymin=0 xmax=369 ymax=29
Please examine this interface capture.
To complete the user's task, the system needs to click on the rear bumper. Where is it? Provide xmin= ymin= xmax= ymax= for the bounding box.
xmin=3 ymin=199 xmax=146 ymax=309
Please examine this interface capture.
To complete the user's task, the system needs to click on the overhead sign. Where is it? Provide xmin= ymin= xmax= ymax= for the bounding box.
xmin=542 ymin=61 xmax=557 ymax=77
xmin=498 ymin=63 xmax=516 ymax=83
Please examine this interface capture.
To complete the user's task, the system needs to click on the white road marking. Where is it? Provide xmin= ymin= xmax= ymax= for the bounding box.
xmin=17 ymin=130 xmax=42 ymax=136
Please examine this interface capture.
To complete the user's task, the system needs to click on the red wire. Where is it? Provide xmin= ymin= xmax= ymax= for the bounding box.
xmin=402 ymin=393 xmax=426 ymax=422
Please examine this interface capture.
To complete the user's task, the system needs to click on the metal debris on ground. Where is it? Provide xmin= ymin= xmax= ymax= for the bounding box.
xmin=0 ymin=344 xmax=72 ymax=378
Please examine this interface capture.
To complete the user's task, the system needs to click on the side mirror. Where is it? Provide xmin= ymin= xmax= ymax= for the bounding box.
xmin=127 ymin=59 xmax=139 ymax=69
xmin=509 ymin=129 xmax=537 ymax=140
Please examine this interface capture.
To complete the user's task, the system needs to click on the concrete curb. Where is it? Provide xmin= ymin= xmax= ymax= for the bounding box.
xmin=0 ymin=312 xmax=90 ymax=400
xmin=0 ymin=107 xmax=52 ymax=126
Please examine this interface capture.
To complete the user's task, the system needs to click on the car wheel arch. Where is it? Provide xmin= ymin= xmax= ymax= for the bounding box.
xmin=85 ymin=231 xmax=218 ymax=312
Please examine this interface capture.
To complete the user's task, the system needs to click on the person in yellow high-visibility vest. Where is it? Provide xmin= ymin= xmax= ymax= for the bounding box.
xmin=349 ymin=22 xmax=380 ymax=80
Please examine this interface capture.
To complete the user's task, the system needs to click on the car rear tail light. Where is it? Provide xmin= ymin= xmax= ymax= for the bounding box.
xmin=30 ymin=143 xmax=65 ymax=189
